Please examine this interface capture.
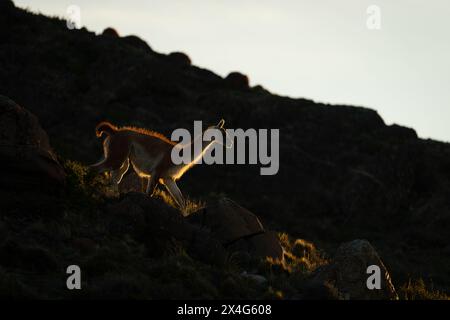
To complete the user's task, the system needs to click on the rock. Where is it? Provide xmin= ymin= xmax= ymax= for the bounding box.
xmin=385 ymin=124 xmax=418 ymax=140
xmin=313 ymin=239 xmax=398 ymax=300
xmin=121 ymin=35 xmax=152 ymax=53
xmin=0 ymin=96 xmax=65 ymax=193
xmin=107 ymin=194 xmax=282 ymax=263
xmin=189 ymin=198 xmax=283 ymax=260
xmin=247 ymin=231 xmax=283 ymax=259
xmin=240 ymin=271 xmax=267 ymax=284
xmin=167 ymin=52 xmax=191 ymax=67
xmin=0 ymin=0 xmax=14 ymax=11
xmin=0 ymin=96 xmax=52 ymax=149
xmin=188 ymin=198 xmax=265 ymax=244
xmin=102 ymin=27 xmax=119 ymax=37
xmin=224 ymin=72 xmax=249 ymax=90
xmin=228 ymin=231 xmax=283 ymax=260
xmin=106 ymin=192 xmax=227 ymax=265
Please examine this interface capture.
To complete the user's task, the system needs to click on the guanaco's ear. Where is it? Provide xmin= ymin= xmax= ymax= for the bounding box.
xmin=218 ymin=119 xmax=225 ymax=128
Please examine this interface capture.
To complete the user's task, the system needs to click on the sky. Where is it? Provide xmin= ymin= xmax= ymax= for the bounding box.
xmin=14 ymin=0 xmax=450 ymax=142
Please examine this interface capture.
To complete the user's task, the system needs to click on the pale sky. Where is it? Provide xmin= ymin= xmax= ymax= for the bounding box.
xmin=14 ymin=0 xmax=450 ymax=142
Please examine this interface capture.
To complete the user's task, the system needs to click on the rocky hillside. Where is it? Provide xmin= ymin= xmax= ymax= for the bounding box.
xmin=1 ymin=0 xmax=450 ymax=297
xmin=0 ymin=94 xmax=400 ymax=299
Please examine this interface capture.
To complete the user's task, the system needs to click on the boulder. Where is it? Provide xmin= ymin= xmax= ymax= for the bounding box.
xmin=121 ymin=35 xmax=152 ymax=53
xmin=224 ymin=72 xmax=249 ymax=90
xmin=385 ymin=124 xmax=418 ymax=140
xmin=102 ymin=27 xmax=119 ymax=37
xmin=106 ymin=192 xmax=227 ymax=265
xmin=228 ymin=230 xmax=283 ymax=260
xmin=240 ymin=271 xmax=267 ymax=284
xmin=0 ymin=0 xmax=14 ymax=11
xmin=188 ymin=198 xmax=283 ymax=260
xmin=0 ymin=95 xmax=65 ymax=193
xmin=313 ymin=239 xmax=398 ymax=300
xmin=108 ymin=194 xmax=283 ymax=262
xmin=167 ymin=52 xmax=191 ymax=67
xmin=188 ymin=198 xmax=265 ymax=244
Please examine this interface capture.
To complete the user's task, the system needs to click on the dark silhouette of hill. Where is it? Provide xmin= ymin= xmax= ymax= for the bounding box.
xmin=1 ymin=0 xmax=450 ymax=295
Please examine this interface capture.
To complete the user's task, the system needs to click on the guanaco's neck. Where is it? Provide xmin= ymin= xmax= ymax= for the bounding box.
xmin=171 ymin=131 xmax=217 ymax=178
xmin=185 ymin=131 xmax=215 ymax=165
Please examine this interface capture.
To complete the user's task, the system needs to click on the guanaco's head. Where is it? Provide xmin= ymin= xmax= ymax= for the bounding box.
xmin=208 ymin=119 xmax=233 ymax=148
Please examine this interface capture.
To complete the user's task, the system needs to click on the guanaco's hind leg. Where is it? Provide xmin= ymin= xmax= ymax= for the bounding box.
xmin=162 ymin=177 xmax=185 ymax=209
xmin=90 ymin=135 xmax=130 ymax=174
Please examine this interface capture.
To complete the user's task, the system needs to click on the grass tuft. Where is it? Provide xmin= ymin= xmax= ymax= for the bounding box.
xmin=398 ymin=279 xmax=450 ymax=300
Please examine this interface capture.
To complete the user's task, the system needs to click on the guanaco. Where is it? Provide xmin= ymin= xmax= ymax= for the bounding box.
xmin=89 ymin=119 xmax=229 ymax=209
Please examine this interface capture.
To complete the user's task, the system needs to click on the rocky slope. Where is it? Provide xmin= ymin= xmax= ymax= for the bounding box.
xmin=1 ymin=0 xmax=450 ymax=297
xmin=0 ymin=95 xmax=400 ymax=299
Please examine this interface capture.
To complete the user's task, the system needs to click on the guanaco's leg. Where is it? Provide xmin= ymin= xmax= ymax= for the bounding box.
xmin=90 ymin=135 xmax=130 ymax=174
xmin=111 ymin=158 xmax=130 ymax=185
xmin=141 ymin=177 xmax=148 ymax=193
xmin=162 ymin=177 xmax=185 ymax=209
xmin=146 ymin=174 xmax=158 ymax=196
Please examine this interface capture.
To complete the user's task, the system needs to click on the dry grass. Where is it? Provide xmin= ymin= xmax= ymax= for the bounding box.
xmin=399 ymin=279 xmax=450 ymax=300
xmin=278 ymin=233 xmax=328 ymax=273
xmin=153 ymin=189 xmax=205 ymax=216
xmin=262 ymin=233 xmax=328 ymax=277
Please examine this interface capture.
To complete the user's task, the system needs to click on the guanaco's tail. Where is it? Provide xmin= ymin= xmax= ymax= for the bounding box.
xmin=95 ymin=121 xmax=118 ymax=138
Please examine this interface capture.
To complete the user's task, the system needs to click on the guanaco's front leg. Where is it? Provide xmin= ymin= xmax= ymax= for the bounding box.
xmin=162 ymin=177 xmax=185 ymax=210
xmin=140 ymin=177 xmax=147 ymax=193
xmin=146 ymin=174 xmax=158 ymax=196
